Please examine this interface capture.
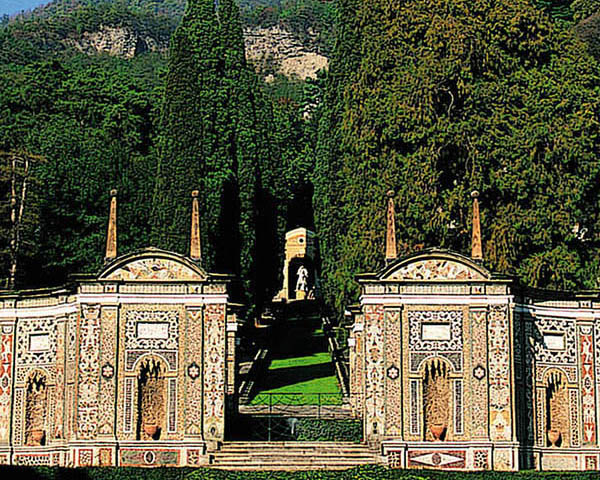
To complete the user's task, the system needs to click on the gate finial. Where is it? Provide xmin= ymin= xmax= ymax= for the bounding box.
xmin=105 ymin=189 xmax=118 ymax=262
xmin=190 ymin=190 xmax=202 ymax=262
xmin=471 ymin=190 xmax=483 ymax=261
xmin=385 ymin=190 xmax=397 ymax=264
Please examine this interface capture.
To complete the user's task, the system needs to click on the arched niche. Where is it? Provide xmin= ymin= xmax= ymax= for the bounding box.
xmin=544 ymin=369 xmax=570 ymax=447
xmin=421 ymin=358 xmax=452 ymax=442
xmin=25 ymin=370 xmax=48 ymax=446
xmin=135 ymin=355 xmax=167 ymax=441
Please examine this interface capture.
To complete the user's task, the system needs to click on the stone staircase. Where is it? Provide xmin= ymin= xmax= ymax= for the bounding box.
xmin=209 ymin=441 xmax=381 ymax=470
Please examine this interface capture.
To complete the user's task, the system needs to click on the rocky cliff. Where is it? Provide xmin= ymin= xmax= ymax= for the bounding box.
xmin=63 ymin=25 xmax=167 ymax=58
xmin=60 ymin=23 xmax=328 ymax=78
xmin=244 ymin=25 xmax=328 ymax=80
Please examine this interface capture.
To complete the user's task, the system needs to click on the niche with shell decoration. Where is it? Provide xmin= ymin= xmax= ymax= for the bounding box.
xmin=24 ymin=370 xmax=48 ymax=446
xmin=136 ymin=356 xmax=166 ymax=441
xmin=545 ymin=370 xmax=570 ymax=447
xmin=422 ymin=358 xmax=451 ymax=441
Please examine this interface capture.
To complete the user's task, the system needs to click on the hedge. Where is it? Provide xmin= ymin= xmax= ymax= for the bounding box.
xmin=2 ymin=465 xmax=600 ymax=480
xmin=295 ymin=418 xmax=362 ymax=442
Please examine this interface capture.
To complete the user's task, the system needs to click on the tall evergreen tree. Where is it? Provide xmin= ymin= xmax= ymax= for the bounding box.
xmin=315 ymin=0 xmax=600 ymax=314
xmin=152 ymin=0 xmax=275 ymax=313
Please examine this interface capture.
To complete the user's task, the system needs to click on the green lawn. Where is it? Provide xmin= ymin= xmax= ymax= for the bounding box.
xmin=251 ymin=352 xmax=342 ymax=405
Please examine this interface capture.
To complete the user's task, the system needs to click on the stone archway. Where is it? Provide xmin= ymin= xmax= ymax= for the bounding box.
xmin=136 ymin=356 xmax=167 ymax=441
xmin=545 ymin=370 xmax=569 ymax=447
xmin=422 ymin=358 xmax=451 ymax=442
xmin=24 ymin=370 xmax=48 ymax=446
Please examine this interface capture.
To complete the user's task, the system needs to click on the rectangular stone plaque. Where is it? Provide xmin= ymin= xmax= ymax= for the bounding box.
xmin=29 ymin=333 xmax=50 ymax=351
xmin=136 ymin=322 xmax=169 ymax=339
xmin=544 ymin=332 xmax=565 ymax=350
xmin=421 ymin=323 xmax=451 ymax=341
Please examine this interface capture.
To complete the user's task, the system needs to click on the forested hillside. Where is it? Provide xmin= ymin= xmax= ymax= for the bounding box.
xmin=1 ymin=0 xmax=600 ymax=319
xmin=0 ymin=0 xmax=321 ymax=307
xmin=314 ymin=0 xmax=600 ymax=312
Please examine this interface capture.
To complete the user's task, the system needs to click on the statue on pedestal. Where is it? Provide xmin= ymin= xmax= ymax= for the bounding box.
xmin=296 ymin=265 xmax=309 ymax=298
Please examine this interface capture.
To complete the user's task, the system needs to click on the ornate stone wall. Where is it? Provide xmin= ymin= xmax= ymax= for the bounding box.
xmin=0 ymin=249 xmax=236 ymax=467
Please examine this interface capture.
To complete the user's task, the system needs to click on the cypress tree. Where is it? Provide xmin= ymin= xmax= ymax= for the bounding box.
xmin=152 ymin=0 xmax=275 ymax=313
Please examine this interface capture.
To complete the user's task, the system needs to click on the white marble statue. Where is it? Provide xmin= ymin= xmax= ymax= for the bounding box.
xmin=296 ymin=265 xmax=309 ymax=292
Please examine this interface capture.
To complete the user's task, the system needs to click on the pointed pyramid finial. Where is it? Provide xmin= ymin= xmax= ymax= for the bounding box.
xmin=190 ymin=190 xmax=202 ymax=262
xmin=471 ymin=190 xmax=483 ymax=261
xmin=105 ymin=189 xmax=118 ymax=262
xmin=385 ymin=190 xmax=397 ymax=264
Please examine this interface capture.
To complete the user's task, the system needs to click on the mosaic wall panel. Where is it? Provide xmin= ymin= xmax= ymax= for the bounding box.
xmin=384 ymin=309 xmax=402 ymax=436
xmin=408 ymin=310 xmax=462 ymax=351
xmin=78 ymin=449 xmax=93 ymax=467
xmin=407 ymin=450 xmax=466 ymax=469
xmin=596 ymin=322 xmax=600 ymax=380
xmin=13 ymin=388 xmax=24 ymax=445
xmin=54 ymin=321 xmax=65 ymax=441
xmin=126 ymin=350 xmax=177 ymax=372
xmin=14 ymin=454 xmax=51 ymax=466
xmin=535 ymin=387 xmax=545 ymax=447
xmin=579 ymin=326 xmax=596 ymax=445
xmin=470 ymin=309 xmax=488 ymax=439
xmin=185 ymin=309 xmax=203 ymax=436
xmin=120 ymin=448 xmax=180 ymax=467
xmin=523 ymin=319 xmax=535 ymax=444
xmin=488 ymin=305 xmax=512 ymax=441
xmin=473 ymin=450 xmax=489 ymax=470
xmin=100 ymin=448 xmax=112 ymax=466
xmin=16 ymin=317 xmax=57 ymax=366
xmin=76 ymin=306 xmax=101 ymax=439
xmin=187 ymin=449 xmax=203 ymax=466
xmin=104 ymin=257 xmax=204 ymax=281
xmin=570 ymin=388 xmax=581 ymax=447
xmin=585 ymin=456 xmax=598 ymax=470
xmin=203 ymin=304 xmax=226 ymax=441
xmin=66 ymin=313 xmax=77 ymax=442
xmin=493 ymin=449 xmax=512 ymax=471
xmin=454 ymin=379 xmax=463 ymax=435
xmin=410 ymin=379 xmax=420 ymax=436
xmin=410 ymin=352 xmax=462 ymax=373
xmin=389 ymin=259 xmax=486 ymax=281
xmin=125 ymin=309 xmax=179 ymax=350
xmin=124 ymin=377 xmax=134 ymax=433
xmin=168 ymin=377 xmax=177 ymax=433
xmin=534 ymin=317 xmax=577 ymax=365
xmin=364 ymin=304 xmax=385 ymax=439
xmin=0 ymin=326 xmax=13 ymax=443
xmin=98 ymin=307 xmax=117 ymax=436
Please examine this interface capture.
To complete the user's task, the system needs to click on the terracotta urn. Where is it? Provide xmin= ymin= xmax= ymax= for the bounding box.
xmin=430 ymin=424 xmax=446 ymax=441
xmin=548 ymin=429 xmax=561 ymax=447
xmin=30 ymin=429 xmax=45 ymax=446
xmin=144 ymin=424 xmax=159 ymax=439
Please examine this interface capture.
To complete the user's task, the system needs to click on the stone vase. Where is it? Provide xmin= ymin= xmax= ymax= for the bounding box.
xmin=430 ymin=424 xmax=446 ymax=441
xmin=144 ymin=424 xmax=160 ymax=439
xmin=548 ymin=429 xmax=561 ymax=447
xmin=30 ymin=429 xmax=45 ymax=446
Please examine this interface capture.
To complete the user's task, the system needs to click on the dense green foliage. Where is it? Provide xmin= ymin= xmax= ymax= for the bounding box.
xmin=0 ymin=0 xmax=316 ymax=308
xmin=314 ymin=0 xmax=600 ymax=313
xmin=5 ymin=465 xmax=600 ymax=479
xmin=151 ymin=0 xmax=277 ymax=311
xmin=0 ymin=1 xmax=177 ymax=64
xmin=2 ymin=0 xmax=600 ymax=321
xmin=295 ymin=418 xmax=362 ymax=441
xmin=0 ymin=55 xmax=163 ymax=286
